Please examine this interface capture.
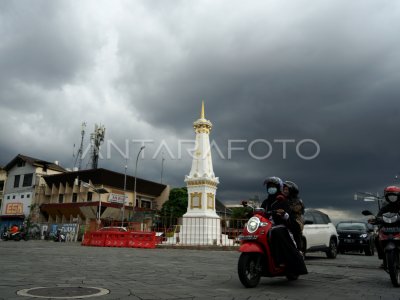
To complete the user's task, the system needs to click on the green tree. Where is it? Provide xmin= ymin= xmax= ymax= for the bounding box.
xmin=231 ymin=207 xmax=250 ymax=219
xmin=161 ymin=187 xmax=188 ymax=226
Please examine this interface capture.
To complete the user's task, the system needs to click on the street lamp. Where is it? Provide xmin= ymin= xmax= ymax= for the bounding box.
xmin=354 ymin=191 xmax=383 ymax=211
xmin=81 ymin=181 xmax=108 ymax=227
xmin=122 ymin=159 xmax=128 ymax=227
xmin=134 ymin=146 xmax=145 ymax=208
xmin=161 ymin=153 xmax=165 ymax=184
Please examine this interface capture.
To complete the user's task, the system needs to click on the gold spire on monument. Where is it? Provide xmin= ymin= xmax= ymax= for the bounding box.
xmin=194 ymin=100 xmax=212 ymax=133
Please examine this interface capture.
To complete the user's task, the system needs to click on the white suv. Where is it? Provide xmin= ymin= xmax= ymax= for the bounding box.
xmin=302 ymin=209 xmax=338 ymax=258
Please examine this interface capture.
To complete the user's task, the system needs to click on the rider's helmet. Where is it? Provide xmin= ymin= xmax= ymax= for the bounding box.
xmin=384 ymin=186 xmax=400 ymax=203
xmin=284 ymin=181 xmax=299 ymax=197
xmin=263 ymin=176 xmax=283 ymax=191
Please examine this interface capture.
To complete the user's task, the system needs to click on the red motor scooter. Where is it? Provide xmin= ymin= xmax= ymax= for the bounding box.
xmin=363 ymin=209 xmax=400 ymax=287
xmin=237 ymin=208 xmax=299 ymax=288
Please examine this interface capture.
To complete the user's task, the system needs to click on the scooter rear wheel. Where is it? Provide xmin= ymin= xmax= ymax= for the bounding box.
xmin=387 ymin=250 xmax=400 ymax=287
xmin=238 ymin=253 xmax=262 ymax=288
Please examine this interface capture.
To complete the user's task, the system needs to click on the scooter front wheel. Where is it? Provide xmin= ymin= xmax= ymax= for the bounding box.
xmin=238 ymin=253 xmax=262 ymax=288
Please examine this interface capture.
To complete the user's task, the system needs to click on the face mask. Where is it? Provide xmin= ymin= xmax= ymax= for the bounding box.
xmin=388 ymin=195 xmax=398 ymax=202
xmin=268 ymin=187 xmax=277 ymax=195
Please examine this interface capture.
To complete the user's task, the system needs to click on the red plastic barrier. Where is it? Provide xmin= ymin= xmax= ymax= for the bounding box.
xmin=104 ymin=232 xmax=128 ymax=247
xmin=89 ymin=232 xmax=106 ymax=247
xmin=82 ymin=231 xmax=156 ymax=249
xmin=81 ymin=232 xmax=92 ymax=246
xmin=127 ymin=231 xmax=156 ymax=249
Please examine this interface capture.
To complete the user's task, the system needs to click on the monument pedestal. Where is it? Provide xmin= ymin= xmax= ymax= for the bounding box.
xmin=180 ymin=215 xmax=221 ymax=245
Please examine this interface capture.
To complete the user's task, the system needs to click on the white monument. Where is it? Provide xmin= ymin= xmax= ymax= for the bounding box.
xmin=181 ymin=101 xmax=221 ymax=245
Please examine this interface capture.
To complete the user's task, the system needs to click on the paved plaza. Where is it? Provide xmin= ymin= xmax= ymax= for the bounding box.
xmin=0 ymin=241 xmax=398 ymax=300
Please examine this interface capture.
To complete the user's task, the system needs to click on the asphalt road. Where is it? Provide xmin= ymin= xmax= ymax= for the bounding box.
xmin=0 ymin=241 xmax=398 ymax=300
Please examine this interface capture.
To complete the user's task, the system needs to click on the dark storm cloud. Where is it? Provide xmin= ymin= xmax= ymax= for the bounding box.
xmin=113 ymin=0 xmax=400 ymax=214
xmin=1 ymin=1 xmax=400 ymax=219
xmin=0 ymin=1 xmax=98 ymax=90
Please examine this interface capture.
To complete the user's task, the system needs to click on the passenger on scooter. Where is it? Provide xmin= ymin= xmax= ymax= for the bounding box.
xmin=261 ymin=177 xmax=308 ymax=275
xmin=283 ymin=181 xmax=305 ymax=251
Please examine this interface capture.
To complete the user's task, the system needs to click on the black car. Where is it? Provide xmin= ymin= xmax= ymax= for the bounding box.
xmin=336 ymin=221 xmax=375 ymax=256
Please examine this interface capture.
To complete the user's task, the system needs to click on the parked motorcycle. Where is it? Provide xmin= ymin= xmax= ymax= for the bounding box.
xmin=54 ymin=229 xmax=66 ymax=242
xmin=237 ymin=208 xmax=302 ymax=288
xmin=1 ymin=229 xmax=28 ymax=241
xmin=363 ymin=209 xmax=400 ymax=287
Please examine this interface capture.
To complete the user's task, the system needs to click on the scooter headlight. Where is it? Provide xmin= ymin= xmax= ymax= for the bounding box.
xmin=382 ymin=213 xmax=400 ymax=224
xmin=247 ymin=217 xmax=260 ymax=233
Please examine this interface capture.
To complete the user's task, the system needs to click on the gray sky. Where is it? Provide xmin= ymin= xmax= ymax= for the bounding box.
xmin=1 ymin=0 xmax=399 ymax=220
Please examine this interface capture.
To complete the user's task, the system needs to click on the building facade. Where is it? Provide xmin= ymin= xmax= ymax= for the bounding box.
xmin=0 ymin=167 xmax=7 ymax=219
xmin=0 ymin=154 xmax=65 ymax=229
xmin=39 ymin=168 xmax=170 ymax=233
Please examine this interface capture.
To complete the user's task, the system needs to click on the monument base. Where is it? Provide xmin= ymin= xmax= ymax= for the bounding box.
xmin=180 ymin=215 xmax=221 ymax=245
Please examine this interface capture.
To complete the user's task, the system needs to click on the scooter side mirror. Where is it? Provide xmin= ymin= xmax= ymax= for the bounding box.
xmin=362 ymin=210 xmax=374 ymax=216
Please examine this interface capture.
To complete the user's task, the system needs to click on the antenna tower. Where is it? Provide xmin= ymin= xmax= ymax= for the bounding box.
xmin=87 ymin=124 xmax=106 ymax=169
xmin=74 ymin=122 xmax=86 ymax=170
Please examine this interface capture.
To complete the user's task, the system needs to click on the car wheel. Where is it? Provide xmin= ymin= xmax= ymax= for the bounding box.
xmin=326 ymin=238 xmax=337 ymax=259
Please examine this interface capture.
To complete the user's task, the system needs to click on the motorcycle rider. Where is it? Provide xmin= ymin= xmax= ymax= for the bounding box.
xmin=10 ymin=224 xmax=19 ymax=234
xmin=261 ymin=177 xmax=307 ymax=275
xmin=371 ymin=186 xmax=400 ymax=268
xmin=283 ymin=181 xmax=305 ymax=252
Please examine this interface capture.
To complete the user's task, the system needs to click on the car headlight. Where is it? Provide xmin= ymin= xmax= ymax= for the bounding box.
xmin=360 ymin=233 xmax=368 ymax=238
xmin=247 ymin=217 xmax=260 ymax=233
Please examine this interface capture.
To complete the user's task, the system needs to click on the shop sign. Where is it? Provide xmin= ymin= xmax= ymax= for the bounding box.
xmin=5 ymin=203 xmax=23 ymax=215
xmin=108 ymin=193 xmax=127 ymax=204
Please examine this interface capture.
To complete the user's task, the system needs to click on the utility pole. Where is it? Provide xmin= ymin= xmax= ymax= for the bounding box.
xmin=161 ymin=152 xmax=165 ymax=184
xmin=122 ymin=159 xmax=128 ymax=227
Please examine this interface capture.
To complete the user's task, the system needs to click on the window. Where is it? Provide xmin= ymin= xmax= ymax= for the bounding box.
xmin=72 ymin=193 xmax=78 ymax=203
xmin=22 ymin=173 xmax=33 ymax=187
xmin=21 ymin=195 xmax=24 ymax=199
xmin=313 ymin=212 xmax=327 ymax=224
xmin=12 ymin=195 xmax=16 ymax=199
xmin=14 ymin=175 xmax=20 ymax=188
xmin=87 ymin=192 xmax=92 ymax=202
xmin=58 ymin=194 xmax=64 ymax=203
xmin=26 ymin=194 xmax=30 ymax=198
xmin=17 ymin=161 xmax=26 ymax=167
xmin=0 ymin=180 xmax=4 ymax=190
xmin=141 ymin=200 xmax=152 ymax=209
xmin=7 ymin=195 xmax=10 ymax=200
xmin=321 ymin=214 xmax=331 ymax=224
xmin=304 ymin=212 xmax=314 ymax=224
